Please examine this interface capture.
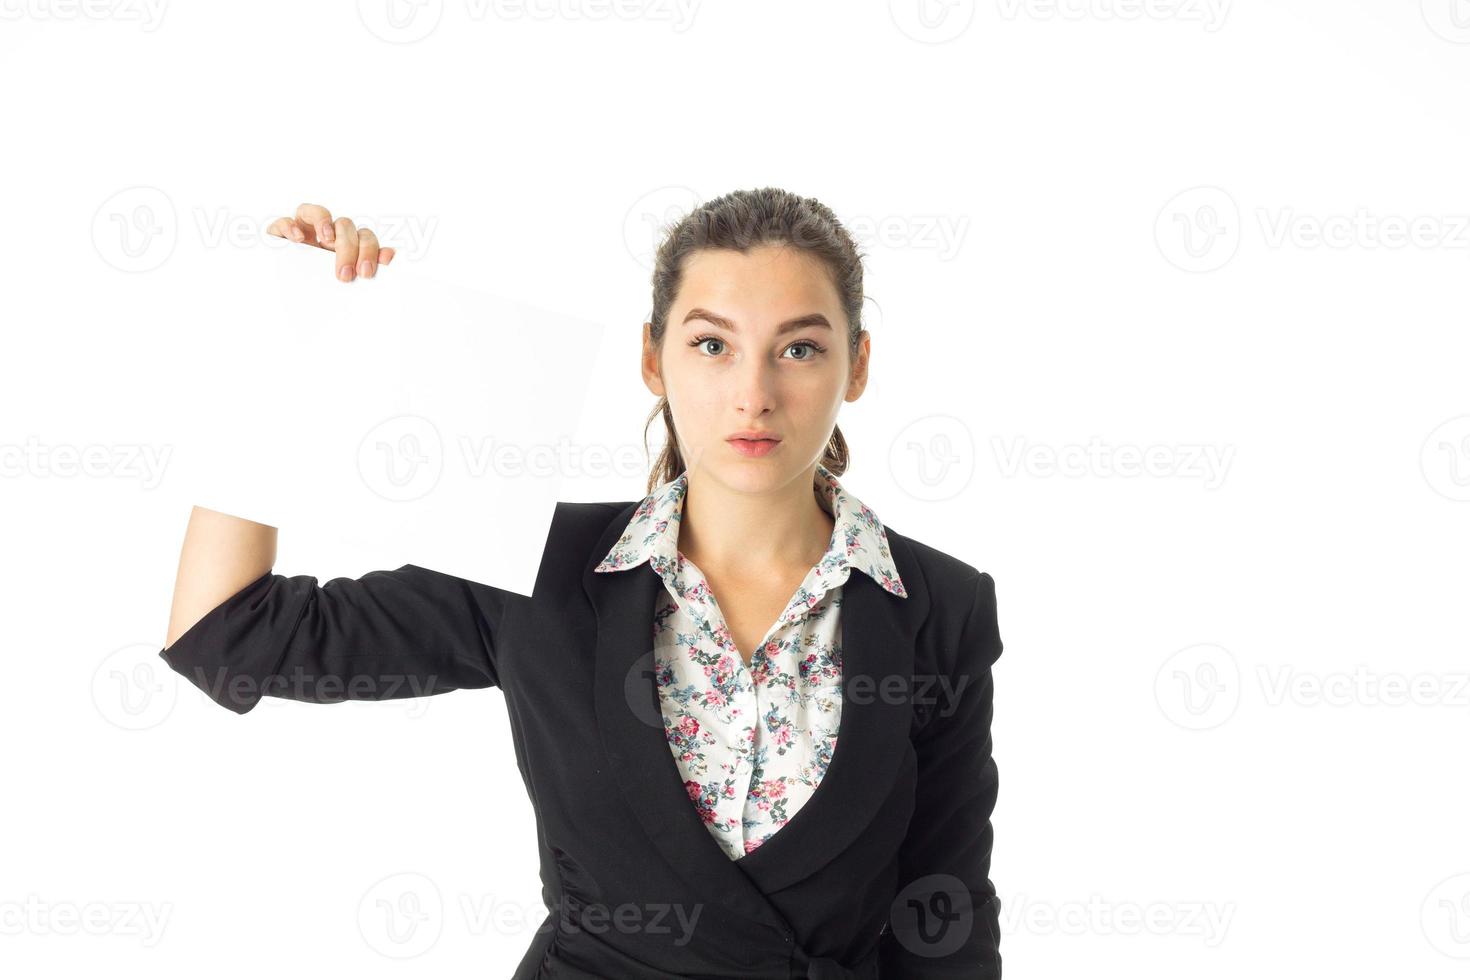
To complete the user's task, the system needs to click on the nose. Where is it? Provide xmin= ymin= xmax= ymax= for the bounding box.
xmin=731 ymin=355 xmax=778 ymax=418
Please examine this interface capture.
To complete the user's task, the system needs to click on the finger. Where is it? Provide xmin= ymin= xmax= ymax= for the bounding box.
xmin=379 ymin=247 xmax=396 ymax=265
xmin=296 ymin=203 xmax=335 ymax=246
xmin=334 ymin=217 xmax=359 ymax=282
xmin=266 ymin=216 xmax=305 ymax=243
xmin=355 ymin=228 xmax=381 ymax=279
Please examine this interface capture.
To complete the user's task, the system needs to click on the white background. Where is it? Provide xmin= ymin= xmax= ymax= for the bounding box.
xmin=3 ymin=1 xmax=1468 ymax=977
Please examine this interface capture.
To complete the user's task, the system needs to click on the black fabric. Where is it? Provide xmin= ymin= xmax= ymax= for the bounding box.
xmin=159 ymin=500 xmax=1004 ymax=978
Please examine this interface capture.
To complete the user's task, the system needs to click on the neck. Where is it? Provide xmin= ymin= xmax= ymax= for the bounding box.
xmin=678 ymin=466 xmax=836 ymax=576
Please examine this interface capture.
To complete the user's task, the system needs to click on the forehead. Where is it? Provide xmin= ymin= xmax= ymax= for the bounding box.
xmin=675 ymin=244 xmax=841 ymax=321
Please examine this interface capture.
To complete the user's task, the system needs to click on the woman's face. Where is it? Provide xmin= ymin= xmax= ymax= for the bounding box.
xmin=643 ymin=243 xmax=870 ymax=493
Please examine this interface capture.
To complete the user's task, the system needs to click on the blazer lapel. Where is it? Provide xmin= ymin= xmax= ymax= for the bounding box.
xmin=583 ymin=501 xmax=919 ymax=920
xmin=732 ymin=562 xmax=918 ymax=893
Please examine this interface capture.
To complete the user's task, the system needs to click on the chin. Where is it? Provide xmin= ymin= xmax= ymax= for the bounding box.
xmin=698 ymin=447 xmax=813 ymax=493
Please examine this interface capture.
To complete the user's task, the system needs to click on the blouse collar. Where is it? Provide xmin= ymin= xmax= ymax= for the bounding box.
xmin=593 ymin=461 xmax=907 ymax=600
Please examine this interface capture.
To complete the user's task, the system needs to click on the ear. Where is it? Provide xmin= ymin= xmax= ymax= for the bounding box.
xmin=641 ymin=322 xmax=666 ymax=397
xmin=844 ymin=330 xmax=871 ymax=402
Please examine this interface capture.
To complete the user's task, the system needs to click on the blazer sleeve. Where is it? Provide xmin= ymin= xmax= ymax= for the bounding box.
xmin=158 ymin=564 xmax=515 ymax=715
xmin=878 ymin=570 xmax=1004 ymax=978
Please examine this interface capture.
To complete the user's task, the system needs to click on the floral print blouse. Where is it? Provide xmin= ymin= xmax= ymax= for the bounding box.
xmin=593 ymin=462 xmax=908 ymax=860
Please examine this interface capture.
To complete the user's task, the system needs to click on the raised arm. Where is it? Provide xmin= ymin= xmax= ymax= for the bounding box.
xmin=161 ymin=508 xmax=512 ymax=715
xmin=878 ymin=571 xmax=1004 ymax=978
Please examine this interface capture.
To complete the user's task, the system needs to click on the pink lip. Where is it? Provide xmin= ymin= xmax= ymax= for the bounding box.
xmin=727 ymin=436 xmax=781 ymax=458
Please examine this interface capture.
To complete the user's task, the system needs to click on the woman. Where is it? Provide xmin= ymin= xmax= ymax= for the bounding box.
xmin=160 ymin=188 xmax=1004 ymax=978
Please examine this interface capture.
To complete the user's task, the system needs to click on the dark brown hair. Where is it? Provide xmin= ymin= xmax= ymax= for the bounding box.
xmin=642 ymin=187 xmax=869 ymax=494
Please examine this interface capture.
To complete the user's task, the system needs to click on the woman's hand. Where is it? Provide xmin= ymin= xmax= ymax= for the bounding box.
xmin=266 ymin=203 xmax=396 ymax=282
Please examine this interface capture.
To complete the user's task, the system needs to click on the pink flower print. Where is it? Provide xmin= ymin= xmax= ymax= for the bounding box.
xmin=763 ymin=778 xmax=787 ymax=800
xmin=772 ymin=724 xmax=793 ymax=748
xmin=684 ymin=780 xmax=702 ymax=803
xmin=744 ymin=837 xmax=764 ymax=855
xmin=677 ymin=716 xmax=700 ymax=738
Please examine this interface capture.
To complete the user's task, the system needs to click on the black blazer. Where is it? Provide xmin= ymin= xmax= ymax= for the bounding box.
xmin=159 ymin=499 xmax=1004 ymax=979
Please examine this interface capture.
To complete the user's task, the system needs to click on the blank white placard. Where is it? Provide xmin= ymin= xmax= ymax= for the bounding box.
xmin=167 ymin=242 xmax=605 ymax=594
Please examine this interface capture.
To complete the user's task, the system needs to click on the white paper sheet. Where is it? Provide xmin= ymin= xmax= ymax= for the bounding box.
xmin=167 ymin=243 xmax=604 ymax=594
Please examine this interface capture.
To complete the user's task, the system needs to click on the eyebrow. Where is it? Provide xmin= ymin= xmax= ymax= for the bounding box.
xmin=681 ymin=308 xmax=833 ymax=334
